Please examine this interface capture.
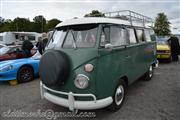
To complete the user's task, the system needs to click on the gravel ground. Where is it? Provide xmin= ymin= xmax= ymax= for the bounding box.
xmin=0 ymin=61 xmax=180 ymax=120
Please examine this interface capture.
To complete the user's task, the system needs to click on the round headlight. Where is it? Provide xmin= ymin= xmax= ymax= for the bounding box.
xmin=84 ymin=64 xmax=94 ymax=72
xmin=74 ymin=74 xmax=89 ymax=89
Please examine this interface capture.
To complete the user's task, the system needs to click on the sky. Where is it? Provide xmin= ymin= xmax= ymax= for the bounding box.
xmin=0 ymin=0 xmax=180 ymax=34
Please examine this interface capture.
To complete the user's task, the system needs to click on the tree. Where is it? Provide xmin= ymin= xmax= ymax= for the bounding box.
xmin=9 ymin=17 xmax=31 ymax=31
xmin=153 ymin=13 xmax=171 ymax=36
xmin=0 ymin=19 xmax=13 ymax=32
xmin=84 ymin=10 xmax=105 ymax=17
xmin=0 ymin=17 xmax=4 ymax=25
xmin=45 ymin=19 xmax=61 ymax=32
xmin=33 ymin=15 xmax=46 ymax=33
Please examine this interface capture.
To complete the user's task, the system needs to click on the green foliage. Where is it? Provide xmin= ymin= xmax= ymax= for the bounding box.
xmin=45 ymin=19 xmax=61 ymax=32
xmin=153 ymin=13 xmax=171 ymax=36
xmin=33 ymin=15 xmax=46 ymax=33
xmin=9 ymin=17 xmax=32 ymax=31
xmin=0 ymin=15 xmax=62 ymax=33
xmin=84 ymin=10 xmax=105 ymax=17
xmin=0 ymin=19 xmax=12 ymax=32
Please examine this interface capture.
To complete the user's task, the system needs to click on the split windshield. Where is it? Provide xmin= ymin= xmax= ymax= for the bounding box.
xmin=47 ymin=24 xmax=98 ymax=48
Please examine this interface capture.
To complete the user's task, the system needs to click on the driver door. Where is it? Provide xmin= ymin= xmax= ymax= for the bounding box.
xmin=96 ymin=24 xmax=133 ymax=97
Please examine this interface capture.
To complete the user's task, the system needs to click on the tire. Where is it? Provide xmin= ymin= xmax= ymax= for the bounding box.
xmin=167 ymin=57 xmax=172 ymax=63
xmin=143 ymin=65 xmax=153 ymax=81
xmin=39 ymin=50 xmax=70 ymax=86
xmin=109 ymin=80 xmax=126 ymax=111
xmin=17 ymin=66 xmax=34 ymax=83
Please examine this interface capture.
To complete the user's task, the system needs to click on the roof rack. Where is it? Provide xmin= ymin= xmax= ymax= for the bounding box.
xmin=104 ymin=10 xmax=154 ymax=27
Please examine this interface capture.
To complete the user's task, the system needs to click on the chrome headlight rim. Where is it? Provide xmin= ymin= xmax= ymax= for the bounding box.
xmin=74 ymin=74 xmax=89 ymax=89
xmin=0 ymin=65 xmax=13 ymax=72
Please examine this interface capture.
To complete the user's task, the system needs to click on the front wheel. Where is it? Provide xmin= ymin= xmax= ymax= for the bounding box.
xmin=167 ymin=57 xmax=172 ymax=63
xmin=17 ymin=66 xmax=34 ymax=83
xmin=143 ymin=65 xmax=153 ymax=81
xmin=109 ymin=80 xmax=126 ymax=111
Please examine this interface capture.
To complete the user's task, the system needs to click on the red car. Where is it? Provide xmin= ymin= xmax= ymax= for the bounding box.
xmin=0 ymin=45 xmax=36 ymax=61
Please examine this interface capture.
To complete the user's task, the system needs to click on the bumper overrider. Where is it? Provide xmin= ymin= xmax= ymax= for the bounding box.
xmin=40 ymin=81 xmax=113 ymax=111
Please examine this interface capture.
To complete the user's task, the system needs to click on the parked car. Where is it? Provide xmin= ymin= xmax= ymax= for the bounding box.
xmin=39 ymin=11 xmax=157 ymax=111
xmin=0 ymin=45 xmax=36 ymax=61
xmin=0 ymin=51 xmax=41 ymax=85
xmin=156 ymin=37 xmax=171 ymax=62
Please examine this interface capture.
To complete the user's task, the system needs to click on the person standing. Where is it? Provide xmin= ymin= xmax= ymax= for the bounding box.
xmin=36 ymin=37 xmax=44 ymax=55
xmin=168 ymin=36 xmax=180 ymax=61
xmin=22 ymin=40 xmax=34 ymax=58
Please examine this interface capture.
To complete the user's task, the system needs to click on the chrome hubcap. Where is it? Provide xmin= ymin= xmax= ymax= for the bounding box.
xmin=115 ymin=85 xmax=124 ymax=105
xmin=149 ymin=66 xmax=153 ymax=78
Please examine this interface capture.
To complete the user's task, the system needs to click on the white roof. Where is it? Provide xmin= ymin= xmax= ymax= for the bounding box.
xmin=56 ymin=17 xmax=151 ymax=28
xmin=56 ymin=17 xmax=130 ymax=27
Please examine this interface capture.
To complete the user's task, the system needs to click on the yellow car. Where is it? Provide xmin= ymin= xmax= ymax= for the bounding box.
xmin=156 ymin=38 xmax=171 ymax=62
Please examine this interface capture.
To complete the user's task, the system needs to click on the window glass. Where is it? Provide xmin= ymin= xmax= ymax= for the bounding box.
xmin=100 ymin=26 xmax=127 ymax=46
xmin=144 ymin=29 xmax=151 ymax=42
xmin=127 ymin=28 xmax=137 ymax=44
xmin=63 ymin=24 xmax=98 ymax=48
xmin=136 ymin=29 xmax=145 ymax=42
xmin=27 ymin=36 xmax=36 ymax=41
xmin=47 ymin=24 xmax=98 ymax=49
xmin=100 ymin=27 xmax=110 ymax=46
xmin=63 ymin=31 xmax=75 ymax=48
xmin=47 ymin=30 xmax=66 ymax=48
xmin=76 ymin=27 xmax=97 ymax=47
xmin=110 ymin=26 xmax=122 ymax=46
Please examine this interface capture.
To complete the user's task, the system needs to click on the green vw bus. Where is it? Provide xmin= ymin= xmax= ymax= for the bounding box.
xmin=40 ymin=11 xmax=157 ymax=111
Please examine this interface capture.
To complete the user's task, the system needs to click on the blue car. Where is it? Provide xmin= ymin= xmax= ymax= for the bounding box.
xmin=0 ymin=52 xmax=40 ymax=84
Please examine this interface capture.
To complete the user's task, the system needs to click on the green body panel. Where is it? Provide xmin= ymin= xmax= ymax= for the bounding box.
xmin=96 ymin=42 xmax=156 ymax=99
xmin=49 ymin=48 xmax=98 ymax=95
xmin=47 ymin=24 xmax=156 ymax=100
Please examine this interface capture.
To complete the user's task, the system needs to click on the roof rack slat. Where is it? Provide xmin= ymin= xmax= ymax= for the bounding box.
xmin=104 ymin=10 xmax=153 ymax=27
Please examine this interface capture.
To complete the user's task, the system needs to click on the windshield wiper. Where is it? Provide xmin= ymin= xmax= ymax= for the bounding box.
xmin=70 ymin=30 xmax=77 ymax=49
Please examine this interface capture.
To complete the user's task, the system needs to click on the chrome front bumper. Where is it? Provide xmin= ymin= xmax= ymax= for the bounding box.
xmin=40 ymin=82 xmax=113 ymax=111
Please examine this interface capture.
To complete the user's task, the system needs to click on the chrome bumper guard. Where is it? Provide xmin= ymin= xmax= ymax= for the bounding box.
xmin=40 ymin=81 xmax=113 ymax=111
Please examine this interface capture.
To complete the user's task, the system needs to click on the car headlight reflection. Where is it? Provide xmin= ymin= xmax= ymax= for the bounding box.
xmin=74 ymin=74 xmax=89 ymax=89
xmin=0 ymin=65 xmax=13 ymax=72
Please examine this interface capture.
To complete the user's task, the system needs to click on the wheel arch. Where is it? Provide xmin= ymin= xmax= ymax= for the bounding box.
xmin=112 ymin=75 xmax=129 ymax=94
xmin=17 ymin=64 xmax=34 ymax=77
xmin=119 ymin=76 xmax=129 ymax=87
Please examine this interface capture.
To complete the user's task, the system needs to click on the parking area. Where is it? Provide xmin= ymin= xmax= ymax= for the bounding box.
xmin=0 ymin=61 xmax=179 ymax=120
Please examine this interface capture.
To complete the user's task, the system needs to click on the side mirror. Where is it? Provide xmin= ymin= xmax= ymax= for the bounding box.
xmin=105 ymin=43 xmax=113 ymax=51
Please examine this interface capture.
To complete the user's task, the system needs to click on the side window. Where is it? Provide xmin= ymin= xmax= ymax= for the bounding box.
xmin=127 ymin=28 xmax=137 ymax=44
xmin=136 ymin=29 xmax=145 ymax=42
xmin=110 ymin=26 xmax=123 ymax=46
xmin=144 ymin=29 xmax=151 ymax=42
xmin=100 ymin=27 xmax=110 ymax=46
xmin=100 ymin=25 xmax=127 ymax=47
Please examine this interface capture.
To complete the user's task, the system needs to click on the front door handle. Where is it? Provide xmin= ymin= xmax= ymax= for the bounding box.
xmin=125 ymin=55 xmax=131 ymax=59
